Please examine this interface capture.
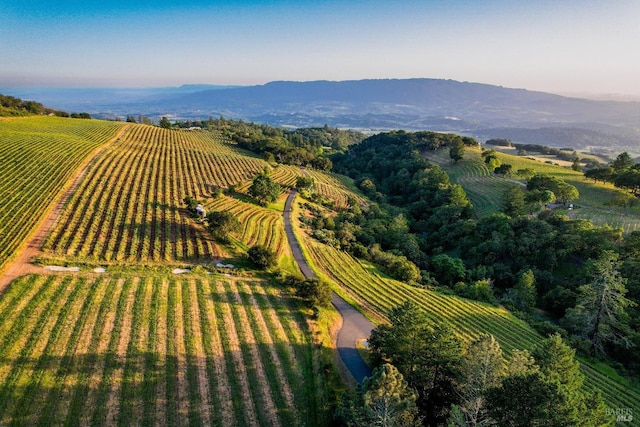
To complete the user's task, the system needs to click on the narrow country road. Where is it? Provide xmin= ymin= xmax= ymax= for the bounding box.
xmin=283 ymin=189 xmax=374 ymax=383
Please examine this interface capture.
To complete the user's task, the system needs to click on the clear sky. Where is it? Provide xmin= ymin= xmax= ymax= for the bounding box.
xmin=1 ymin=0 xmax=639 ymax=96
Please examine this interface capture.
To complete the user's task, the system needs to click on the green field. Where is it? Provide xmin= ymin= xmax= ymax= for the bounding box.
xmin=425 ymin=146 xmax=640 ymax=231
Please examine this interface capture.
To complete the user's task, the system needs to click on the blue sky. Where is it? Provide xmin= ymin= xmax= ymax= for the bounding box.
xmin=1 ymin=0 xmax=639 ymax=95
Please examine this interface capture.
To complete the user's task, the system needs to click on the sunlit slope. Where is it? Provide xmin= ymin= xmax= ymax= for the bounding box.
xmin=44 ymin=125 xmax=268 ymax=262
xmin=0 ymin=116 xmax=125 ymax=271
xmin=0 ymin=273 xmax=315 ymax=426
xmin=425 ymin=146 xmax=640 ymax=231
xmin=290 ymin=197 xmax=640 ymax=413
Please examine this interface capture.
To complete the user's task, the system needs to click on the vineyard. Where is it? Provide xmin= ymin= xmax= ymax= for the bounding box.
xmin=0 ymin=117 xmax=125 ymax=271
xmin=206 ymin=195 xmax=290 ymax=259
xmin=3 ymin=116 xmax=639 ymax=424
xmin=268 ymin=165 xmax=365 ymax=209
xmin=0 ymin=273 xmax=319 ymax=426
xmin=425 ymin=148 xmax=518 ymax=217
xmin=290 ymin=199 xmax=640 ymax=414
xmin=43 ymin=126 xmax=271 ymax=262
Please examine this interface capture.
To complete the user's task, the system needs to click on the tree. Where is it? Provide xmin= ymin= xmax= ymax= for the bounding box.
xmin=614 ymin=169 xmax=640 ymax=195
xmin=554 ymin=180 xmax=579 ymax=204
xmin=511 ymin=269 xmax=537 ymax=313
xmin=483 ymin=151 xmax=501 ymax=169
xmin=584 ymin=166 xmax=614 ymax=183
xmin=368 ymin=301 xmax=463 ymax=425
xmin=159 ymin=116 xmax=172 ymax=129
xmin=296 ymin=175 xmax=314 ymax=190
xmin=247 ymin=245 xmax=277 ymax=269
xmin=611 ymin=151 xmax=634 ymax=173
xmin=563 ymin=251 xmax=637 ymax=355
xmin=294 ymin=278 xmax=331 ymax=308
xmin=571 ymin=157 xmax=582 ymax=172
xmin=516 ymin=168 xmax=535 ymax=179
xmin=527 ymin=174 xmax=578 ymax=204
xmin=337 ymin=364 xmax=420 ymax=427
xmin=494 ymin=163 xmax=512 ymax=175
xmin=505 ymin=349 xmax=539 ymax=377
xmin=532 ymin=334 xmax=611 ymax=426
xmin=207 ymin=210 xmax=241 ymax=242
xmin=605 ymin=191 xmax=639 ymax=210
xmin=430 ymin=254 xmax=466 ymax=287
xmin=449 ymin=139 xmax=465 ymax=163
xmin=486 ymin=371 xmax=561 ymax=427
xmin=457 ymin=335 xmax=505 ymax=426
xmin=502 ymin=185 xmax=526 ymax=217
xmin=249 ymin=172 xmax=281 ymax=205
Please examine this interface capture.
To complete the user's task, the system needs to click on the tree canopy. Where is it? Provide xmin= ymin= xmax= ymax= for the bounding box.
xmin=248 ymin=170 xmax=281 ymax=205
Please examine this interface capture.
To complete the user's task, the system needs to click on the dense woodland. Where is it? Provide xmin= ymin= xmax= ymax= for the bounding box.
xmin=329 ymin=131 xmax=640 ymax=371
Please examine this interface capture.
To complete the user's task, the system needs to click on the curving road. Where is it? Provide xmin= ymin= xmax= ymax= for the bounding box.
xmin=284 ymin=190 xmax=374 ymax=383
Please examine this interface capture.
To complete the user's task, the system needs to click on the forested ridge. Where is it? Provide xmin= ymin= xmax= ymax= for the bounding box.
xmin=0 ymin=93 xmax=89 ymax=118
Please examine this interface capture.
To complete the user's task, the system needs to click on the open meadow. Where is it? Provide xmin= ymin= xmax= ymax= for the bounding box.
xmin=425 ymin=146 xmax=640 ymax=232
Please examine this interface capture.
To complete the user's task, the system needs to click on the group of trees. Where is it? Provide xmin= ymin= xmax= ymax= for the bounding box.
xmin=283 ymin=274 xmax=332 ymax=309
xmin=585 ymin=151 xmax=640 ymax=197
xmin=0 ymin=93 xmax=81 ymax=117
xmin=329 ymin=130 xmax=639 ymax=375
xmin=200 ymin=118 xmax=364 ymax=171
xmin=248 ymin=168 xmax=281 ymax=205
xmin=337 ymin=301 xmax=609 ymax=426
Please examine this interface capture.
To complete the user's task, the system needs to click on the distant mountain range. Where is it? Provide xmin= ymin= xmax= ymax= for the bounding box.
xmin=4 ymin=79 xmax=640 ymax=151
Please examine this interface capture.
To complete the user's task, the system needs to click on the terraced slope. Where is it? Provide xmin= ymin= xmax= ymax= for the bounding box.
xmin=206 ymin=195 xmax=290 ymax=258
xmin=0 ymin=117 xmax=125 ymax=271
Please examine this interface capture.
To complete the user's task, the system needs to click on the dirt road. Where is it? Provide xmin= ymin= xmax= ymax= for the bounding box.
xmin=0 ymin=125 xmax=130 ymax=292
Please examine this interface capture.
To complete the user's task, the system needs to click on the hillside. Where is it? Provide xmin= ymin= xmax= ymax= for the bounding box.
xmin=6 ymin=79 xmax=640 ymax=150
xmin=1 ymin=117 xmax=639 ymax=425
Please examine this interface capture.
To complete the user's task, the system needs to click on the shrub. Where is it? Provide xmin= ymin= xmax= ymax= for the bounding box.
xmin=291 ymin=277 xmax=332 ymax=308
xmin=247 ymin=245 xmax=277 ymax=269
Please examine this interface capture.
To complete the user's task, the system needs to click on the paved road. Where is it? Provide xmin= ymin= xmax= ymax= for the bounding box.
xmin=284 ymin=190 xmax=374 ymax=383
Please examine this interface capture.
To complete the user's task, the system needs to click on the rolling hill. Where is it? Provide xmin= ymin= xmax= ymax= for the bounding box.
xmin=5 ymin=79 xmax=640 ymax=150
xmin=1 ymin=116 xmax=639 ymax=425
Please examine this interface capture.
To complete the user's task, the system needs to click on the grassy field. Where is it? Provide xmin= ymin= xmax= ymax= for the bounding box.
xmin=0 ymin=116 xmax=126 ymax=271
xmin=425 ymin=146 xmax=640 ymax=231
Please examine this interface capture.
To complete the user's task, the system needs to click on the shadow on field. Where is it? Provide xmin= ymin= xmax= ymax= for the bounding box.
xmin=0 ymin=340 xmax=328 ymax=426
